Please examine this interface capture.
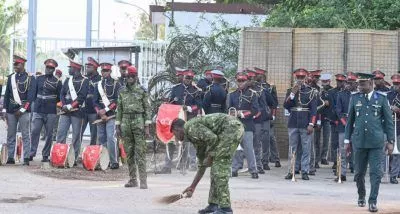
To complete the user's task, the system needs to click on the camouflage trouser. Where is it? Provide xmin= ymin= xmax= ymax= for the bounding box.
xmin=122 ymin=119 xmax=147 ymax=182
xmin=207 ymin=119 xmax=243 ymax=208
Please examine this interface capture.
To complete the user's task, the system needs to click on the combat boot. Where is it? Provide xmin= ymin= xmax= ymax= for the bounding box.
xmin=315 ymin=163 xmax=320 ymax=169
xmin=213 ymin=207 xmax=233 ymax=214
xmin=6 ymin=158 xmax=15 ymax=164
xmin=257 ymin=167 xmax=265 ymax=174
xmin=231 ymin=171 xmax=238 ymax=177
xmin=284 ymin=173 xmax=293 ymax=180
xmin=390 ymin=177 xmax=398 ymax=184
xmin=29 ymin=156 xmax=34 ymax=161
xmin=301 ymin=173 xmax=309 ymax=180
xmin=124 ymin=179 xmax=138 ymax=188
xmin=198 ymin=203 xmax=218 ymax=214
xmin=140 ymin=179 xmax=148 ymax=189
xmin=275 ymin=161 xmax=281 ymax=168
xmin=332 ymin=162 xmax=337 ymax=169
xmin=110 ymin=163 xmax=119 ymax=169
xmin=334 ymin=175 xmax=346 ymax=182
xmin=251 ymin=173 xmax=259 ymax=179
xmin=321 ymin=159 xmax=328 ymax=165
xmin=155 ymin=167 xmax=171 ymax=174
xmin=263 ymin=164 xmax=270 ymax=170
xmin=41 ymin=156 xmax=49 ymax=162
xmin=23 ymin=158 xmax=29 ymax=166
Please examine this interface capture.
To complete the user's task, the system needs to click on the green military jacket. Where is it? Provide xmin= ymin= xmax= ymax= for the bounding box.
xmin=344 ymin=91 xmax=394 ymax=148
xmin=184 ymin=113 xmax=244 ymax=166
xmin=116 ymin=84 xmax=151 ymax=127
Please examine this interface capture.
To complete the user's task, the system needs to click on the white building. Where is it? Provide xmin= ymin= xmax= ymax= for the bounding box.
xmin=150 ymin=2 xmax=267 ymax=38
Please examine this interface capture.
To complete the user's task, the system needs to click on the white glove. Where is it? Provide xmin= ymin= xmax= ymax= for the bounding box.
xmin=186 ymin=106 xmax=192 ymax=113
xmin=316 ymin=120 xmax=321 ymax=126
xmin=66 ymin=104 xmax=72 ymax=110
xmin=2 ymin=109 xmax=6 ymax=113
xmin=236 ymin=145 xmax=243 ymax=151
xmin=290 ymin=92 xmax=295 ymax=100
xmin=104 ymin=107 xmax=110 ymax=112
xmin=272 ymin=116 xmax=276 ymax=121
xmin=19 ymin=108 xmax=26 ymax=113
xmin=344 ymin=139 xmax=350 ymax=144
xmin=239 ymin=111 xmax=245 ymax=118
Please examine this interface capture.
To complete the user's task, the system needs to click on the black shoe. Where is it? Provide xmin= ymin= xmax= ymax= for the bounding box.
xmin=390 ymin=176 xmax=399 ymax=184
xmin=41 ymin=156 xmax=49 ymax=162
xmin=358 ymin=198 xmax=366 ymax=207
xmin=110 ymin=163 xmax=119 ymax=169
xmin=231 ymin=171 xmax=238 ymax=177
xmin=334 ymin=175 xmax=347 ymax=182
xmin=251 ymin=173 xmax=259 ymax=179
xmin=198 ymin=203 xmax=218 ymax=214
xmin=350 ymin=167 xmax=354 ymax=173
xmin=155 ymin=167 xmax=171 ymax=174
xmin=73 ymin=162 xmax=78 ymax=167
xmin=23 ymin=158 xmax=29 ymax=166
xmin=332 ymin=163 xmax=337 ymax=169
xmin=368 ymin=203 xmax=378 ymax=212
xmin=6 ymin=158 xmax=15 ymax=164
xmin=212 ymin=207 xmax=233 ymax=214
xmin=302 ymin=173 xmax=309 ymax=180
xmin=29 ymin=156 xmax=34 ymax=161
xmin=315 ymin=163 xmax=320 ymax=169
xmin=263 ymin=164 xmax=270 ymax=170
xmin=257 ymin=167 xmax=265 ymax=174
xmin=309 ymin=171 xmax=316 ymax=176
xmin=295 ymin=171 xmax=300 ymax=174
xmin=284 ymin=173 xmax=293 ymax=180
xmin=321 ymin=159 xmax=328 ymax=165
xmin=275 ymin=161 xmax=281 ymax=168
xmin=124 ymin=179 xmax=138 ymax=188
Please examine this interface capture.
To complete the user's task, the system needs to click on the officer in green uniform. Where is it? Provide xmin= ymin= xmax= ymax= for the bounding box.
xmin=116 ymin=66 xmax=151 ymax=189
xmin=172 ymin=113 xmax=244 ymax=214
xmin=344 ymin=72 xmax=394 ymax=213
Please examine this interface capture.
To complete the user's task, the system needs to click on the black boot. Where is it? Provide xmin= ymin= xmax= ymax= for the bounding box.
xmin=390 ymin=176 xmax=398 ymax=184
xmin=213 ymin=207 xmax=233 ymax=214
xmin=257 ymin=167 xmax=265 ymax=174
xmin=110 ymin=163 xmax=119 ymax=169
xmin=332 ymin=162 xmax=337 ymax=169
xmin=29 ymin=156 xmax=34 ymax=161
xmin=6 ymin=158 xmax=15 ymax=164
xmin=231 ymin=171 xmax=238 ymax=177
xmin=284 ymin=173 xmax=293 ymax=180
xmin=358 ymin=198 xmax=366 ymax=207
xmin=275 ymin=161 xmax=281 ymax=168
xmin=198 ymin=203 xmax=218 ymax=214
xmin=263 ymin=164 xmax=270 ymax=170
xmin=41 ymin=156 xmax=49 ymax=162
xmin=124 ymin=179 xmax=138 ymax=188
xmin=368 ymin=203 xmax=378 ymax=212
xmin=315 ymin=163 xmax=320 ymax=169
xmin=23 ymin=158 xmax=29 ymax=166
xmin=302 ymin=173 xmax=309 ymax=180
xmin=155 ymin=167 xmax=171 ymax=174
xmin=309 ymin=170 xmax=316 ymax=176
xmin=334 ymin=175 xmax=347 ymax=182
xmin=321 ymin=159 xmax=328 ymax=165
xmin=251 ymin=173 xmax=259 ymax=179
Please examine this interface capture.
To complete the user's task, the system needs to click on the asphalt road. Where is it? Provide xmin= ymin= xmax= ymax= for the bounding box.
xmin=0 ymin=121 xmax=400 ymax=214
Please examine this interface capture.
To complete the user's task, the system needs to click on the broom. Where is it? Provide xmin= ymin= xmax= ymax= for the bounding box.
xmin=156 ymin=191 xmax=192 ymax=204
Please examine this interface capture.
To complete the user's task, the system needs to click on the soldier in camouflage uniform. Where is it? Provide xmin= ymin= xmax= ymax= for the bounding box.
xmin=116 ymin=66 xmax=151 ymax=189
xmin=172 ymin=113 xmax=244 ymax=214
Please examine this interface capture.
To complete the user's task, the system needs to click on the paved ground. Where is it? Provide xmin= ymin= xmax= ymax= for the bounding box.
xmin=1 ymin=121 xmax=400 ymax=214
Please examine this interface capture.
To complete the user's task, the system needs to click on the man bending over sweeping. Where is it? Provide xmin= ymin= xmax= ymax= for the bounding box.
xmin=170 ymin=113 xmax=244 ymax=214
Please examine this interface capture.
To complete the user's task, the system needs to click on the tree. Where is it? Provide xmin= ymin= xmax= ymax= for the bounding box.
xmin=0 ymin=0 xmax=25 ymax=79
xmin=263 ymin=0 xmax=400 ymax=30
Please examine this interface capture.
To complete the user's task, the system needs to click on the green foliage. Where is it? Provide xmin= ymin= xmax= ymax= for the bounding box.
xmin=215 ymin=0 xmax=280 ymax=5
xmin=0 ymin=0 xmax=25 ymax=77
xmin=264 ymin=0 xmax=400 ymax=30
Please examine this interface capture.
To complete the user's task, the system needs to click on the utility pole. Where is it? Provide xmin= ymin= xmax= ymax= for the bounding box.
xmin=27 ymin=0 xmax=37 ymax=74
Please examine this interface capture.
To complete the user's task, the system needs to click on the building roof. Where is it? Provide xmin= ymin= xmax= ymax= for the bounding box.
xmin=150 ymin=2 xmax=266 ymax=15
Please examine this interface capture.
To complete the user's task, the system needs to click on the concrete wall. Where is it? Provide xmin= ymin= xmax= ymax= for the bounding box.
xmin=238 ymin=27 xmax=400 ymax=158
